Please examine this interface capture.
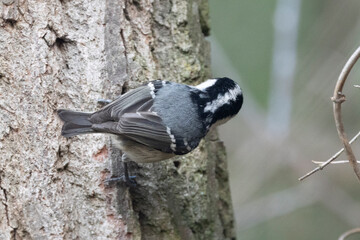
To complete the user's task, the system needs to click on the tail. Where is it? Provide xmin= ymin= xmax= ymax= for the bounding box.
xmin=57 ymin=109 xmax=95 ymax=137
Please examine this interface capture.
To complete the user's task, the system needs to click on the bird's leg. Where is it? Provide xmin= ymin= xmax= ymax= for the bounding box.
xmin=122 ymin=153 xmax=137 ymax=186
xmin=123 ymin=161 xmax=136 ymax=187
xmin=105 ymin=153 xmax=136 ymax=187
xmin=97 ymin=99 xmax=112 ymax=106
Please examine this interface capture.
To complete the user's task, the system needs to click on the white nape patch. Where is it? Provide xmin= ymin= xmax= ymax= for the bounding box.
xmin=183 ymin=138 xmax=191 ymax=151
xmin=148 ymin=82 xmax=156 ymax=98
xmin=204 ymin=85 xmax=242 ymax=113
xmin=166 ymin=127 xmax=177 ymax=151
xmin=195 ymin=79 xmax=217 ymax=90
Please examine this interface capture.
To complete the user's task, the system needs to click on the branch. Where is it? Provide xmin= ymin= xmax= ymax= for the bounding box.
xmin=339 ymin=228 xmax=360 ymax=240
xmin=299 ymin=47 xmax=360 ymax=181
xmin=298 ymin=130 xmax=360 ymax=181
xmin=313 ymin=160 xmax=360 ymax=165
xmin=332 ymin=46 xmax=360 ymax=182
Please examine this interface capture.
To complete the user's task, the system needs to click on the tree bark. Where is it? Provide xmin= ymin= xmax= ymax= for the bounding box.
xmin=0 ymin=0 xmax=235 ymax=239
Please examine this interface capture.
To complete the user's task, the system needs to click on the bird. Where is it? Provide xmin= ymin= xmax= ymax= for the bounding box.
xmin=57 ymin=77 xmax=243 ymax=184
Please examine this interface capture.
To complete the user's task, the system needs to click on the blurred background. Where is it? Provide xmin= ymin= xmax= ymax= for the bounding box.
xmin=209 ymin=0 xmax=360 ymax=239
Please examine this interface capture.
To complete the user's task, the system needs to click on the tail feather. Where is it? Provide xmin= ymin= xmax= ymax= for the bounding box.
xmin=57 ymin=109 xmax=94 ymax=137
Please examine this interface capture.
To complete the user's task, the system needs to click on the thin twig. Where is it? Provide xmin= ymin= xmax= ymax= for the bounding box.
xmin=313 ymin=160 xmax=360 ymax=165
xmin=299 ymin=130 xmax=360 ymax=181
xmin=334 ymin=49 xmax=360 ymax=240
xmin=339 ymin=228 xmax=360 ymax=240
xmin=332 ymin=46 xmax=360 ymax=182
xmin=299 ymin=47 xmax=360 ymax=181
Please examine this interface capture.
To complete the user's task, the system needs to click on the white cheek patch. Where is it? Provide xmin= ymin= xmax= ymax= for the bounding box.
xmin=204 ymin=85 xmax=242 ymax=113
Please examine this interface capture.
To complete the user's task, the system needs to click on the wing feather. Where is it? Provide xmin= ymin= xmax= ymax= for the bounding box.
xmin=90 ymin=86 xmax=153 ymax=123
xmin=93 ymin=111 xmax=173 ymax=153
xmin=118 ymin=112 xmax=173 ymax=152
xmin=90 ymin=81 xmax=194 ymax=155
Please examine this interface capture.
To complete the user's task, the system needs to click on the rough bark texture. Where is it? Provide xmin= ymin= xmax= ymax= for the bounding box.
xmin=0 ymin=0 xmax=235 ymax=239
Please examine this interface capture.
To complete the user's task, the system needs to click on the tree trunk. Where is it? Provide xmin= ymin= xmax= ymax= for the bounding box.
xmin=0 ymin=0 xmax=235 ymax=239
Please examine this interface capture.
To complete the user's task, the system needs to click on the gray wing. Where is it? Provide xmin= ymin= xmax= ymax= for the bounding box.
xmin=121 ymin=112 xmax=175 ymax=153
xmin=90 ymin=82 xmax=184 ymax=153
xmin=90 ymin=85 xmax=154 ymax=123
xmin=94 ymin=111 xmax=197 ymax=155
xmin=92 ymin=111 xmax=175 ymax=153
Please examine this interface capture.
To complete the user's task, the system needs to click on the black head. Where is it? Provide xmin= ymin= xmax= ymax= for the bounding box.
xmin=195 ymin=77 xmax=243 ymax=127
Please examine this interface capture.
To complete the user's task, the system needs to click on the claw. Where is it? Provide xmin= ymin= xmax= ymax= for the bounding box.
xmin=126 ymin=176 xmax=137 ymax=187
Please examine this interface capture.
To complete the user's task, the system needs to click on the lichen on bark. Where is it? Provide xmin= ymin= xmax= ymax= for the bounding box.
xmin=0 ymin=0 xmax=235 ymax=239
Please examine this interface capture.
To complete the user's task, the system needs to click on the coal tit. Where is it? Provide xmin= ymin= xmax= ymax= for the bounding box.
xmin=58 ymin=77 xmax=243 ymax=181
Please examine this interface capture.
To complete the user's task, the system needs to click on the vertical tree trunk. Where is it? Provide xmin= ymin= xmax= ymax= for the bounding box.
xmin=0 ymin=0 xmax=235 ymax=239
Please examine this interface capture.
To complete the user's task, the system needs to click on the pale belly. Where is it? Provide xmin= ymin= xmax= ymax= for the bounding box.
xmin=111 ymin=136 xmax=175 ymax=163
